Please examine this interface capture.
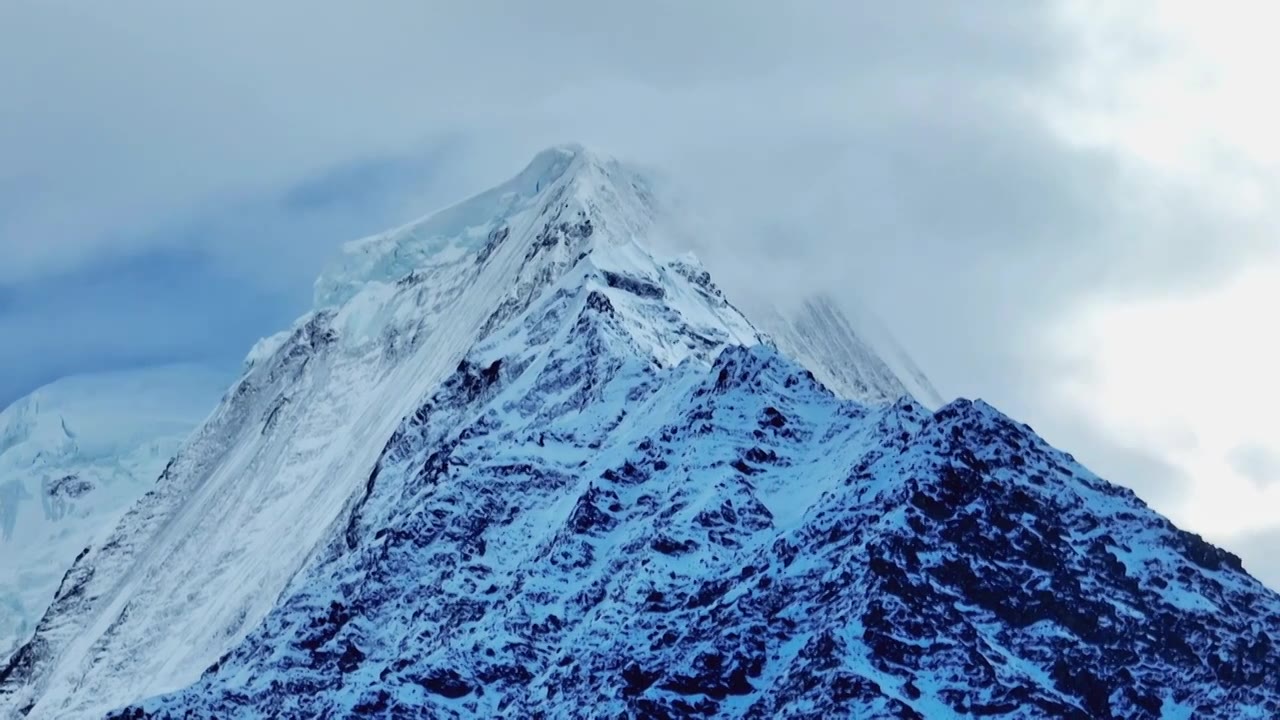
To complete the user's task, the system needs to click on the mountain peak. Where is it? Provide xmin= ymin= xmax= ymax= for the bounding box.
xmin=314 ymin=144 xmax=652 ymax=309
xmin=307 ymin=145 xmax=936 ymax=408
xmin=518 ymin=142 xmax=605 ymax=177
xmin=504 ymin=143 xmax=596 ymax=197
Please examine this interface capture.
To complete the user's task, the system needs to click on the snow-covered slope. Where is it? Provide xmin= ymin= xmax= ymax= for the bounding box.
xmin=5 ymin=145 xmax=1276 ymax=719
xmin=0 ymin=365 xmax=228 ymax=665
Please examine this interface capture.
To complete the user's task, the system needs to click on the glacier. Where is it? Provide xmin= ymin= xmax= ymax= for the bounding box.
xmin=2 ymin=145 xmax=1277 ymax=719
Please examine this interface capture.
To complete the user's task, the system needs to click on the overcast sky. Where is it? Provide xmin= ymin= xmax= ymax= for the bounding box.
xmin=1 ymin=1 xmax=1276 ymax=587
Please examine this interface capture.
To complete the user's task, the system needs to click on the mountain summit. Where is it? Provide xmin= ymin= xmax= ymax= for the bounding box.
xmin=3 ymin=147 xmax=1277 ymax=719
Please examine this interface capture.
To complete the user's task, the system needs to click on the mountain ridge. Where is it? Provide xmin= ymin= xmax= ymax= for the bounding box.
xmin=121 ymin=332 xmax=1280 ymax=717
xmin=5 ymin=146 xmax=1275 ymax=719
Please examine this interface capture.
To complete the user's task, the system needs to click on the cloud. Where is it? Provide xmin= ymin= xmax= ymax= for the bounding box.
xmin=5 ymin=1 xmax=1268 ymax=319
xmin=0 ymin=248 xmax=283 ymax=407
xmin=0 ymin=1 xmax=1069 ymax=283
xmin=1043 ymin=415 xmax=1196 ymax=510
xmin=0 ymin=144 xmax=477 ymax=407
xmin=1228 ymin=444 xmax=1280 ymax=490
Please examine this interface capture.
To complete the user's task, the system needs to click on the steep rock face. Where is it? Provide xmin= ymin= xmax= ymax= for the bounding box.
xmin=0 ymin=366 xmax=228 ymax=664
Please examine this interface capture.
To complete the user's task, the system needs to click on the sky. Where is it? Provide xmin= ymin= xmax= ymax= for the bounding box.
xmin=1 ymin=2 xmax=1276 ymax=587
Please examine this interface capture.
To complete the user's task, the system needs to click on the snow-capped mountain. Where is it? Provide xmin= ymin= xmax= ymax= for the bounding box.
xmin=0 ymin=365 xmax=228 ymax=666
xmin=3 ymin=146 xmax=1277 ymax=719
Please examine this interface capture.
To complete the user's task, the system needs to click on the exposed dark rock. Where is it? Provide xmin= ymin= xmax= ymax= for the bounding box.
xmin=601 ymin=270 xmax=666 ymax=299
xmin=418 ymin=669 xmax=472 ymax=699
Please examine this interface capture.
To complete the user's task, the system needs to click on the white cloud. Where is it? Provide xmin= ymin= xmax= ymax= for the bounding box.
xmin=1033 ymin=0 xmax=1280 ymax=556
xmin=1052 ymin=259 xmax=1280 ymax=539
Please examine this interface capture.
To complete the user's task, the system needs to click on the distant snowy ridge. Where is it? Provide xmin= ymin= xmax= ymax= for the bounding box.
xmin=0 ymin=365 xmax=228 ymax=665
